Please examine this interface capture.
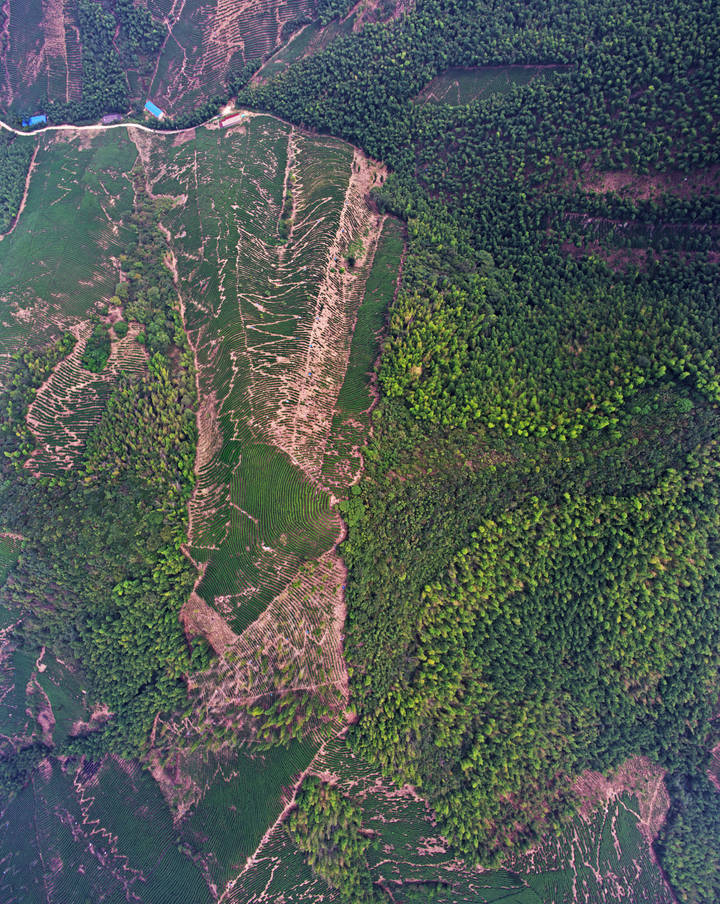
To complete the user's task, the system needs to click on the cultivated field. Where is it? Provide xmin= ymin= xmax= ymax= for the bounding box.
xmin=130 ymin=116 xmax=387 ymax=643
xmin=415 ymin=65 xmax=570 ymax=106
xmin=146 ymin=0 xmax=315 ymax=114
xmin=0 ymin=0 xmax=82 ymax=110
xmin=0 ymin=130 xmax=136 ymax=377
xmin=225 ymin=738 xmax=675 ymax=903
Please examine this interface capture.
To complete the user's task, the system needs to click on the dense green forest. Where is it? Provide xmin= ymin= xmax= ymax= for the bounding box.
xmin=0 ymin=133 xmax=33 ymax=234
xmin=657 ymin=769 xmax=720 ymax=903
xmin=287 ymin=775 xmax=385 ymax=903
xmin=242 ymin=0 xmax=720 ymax=896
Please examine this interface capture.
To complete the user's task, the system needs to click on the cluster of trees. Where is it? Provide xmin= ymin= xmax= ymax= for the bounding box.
xmin=287 ymin=775 xmax=385 ymax=903
xmin=80 ymin=322 xmax=111 ymax=372
xmin=0 ymin=742 xmax=52 ymax=801
xmin=657 ymin=768 xmax=720 ymax=903
xmin=114 ymin=0 xmax=166 ymax=63
xmin=0 ymin=189 xmax=204 ymax=768
xmin=243 ymin=0 xmax=720 ymax=897
xmin=0 ymin=133 xmax=33 ymax=235
xmin=0 ymin=332 xmax=77 ymax=471
xmin=113 ymin=182 xmax=188 ymax=359
xmin=72 ymin=0 xmax=129 ymax=117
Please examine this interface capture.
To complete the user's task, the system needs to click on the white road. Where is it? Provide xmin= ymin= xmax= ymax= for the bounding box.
xmin=0 ymin=115 xmax=220 ymax=138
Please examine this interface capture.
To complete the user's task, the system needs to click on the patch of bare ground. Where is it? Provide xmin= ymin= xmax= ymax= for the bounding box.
xmin=145 ymin=548 xmax=350 ymax=824
xmin=70 ymin=701 xmax=113 ymax=737
xmin=561 ymin=238 xmax=661 ymax=271
xmin=350 ymin=0 xmax=414 ymax=31
xmin=26 ymin=671 xmax=55 ymax=744
xmin=0 ymin=142 xmax=38 ymax=242
xmin=181 ymin=590 xmax=239 ymax=655
xmin=264 ymin=146 xmax=388 ymax=487
xmin=146 ymin=748 xmax=203 ymax=822
xmin=580 ymin=161 xmax=720 ymax=201
xmin=561 ymin=238 xmax=718 ymax=271
xmin=574 ymin=755 xmax=670 ymax=844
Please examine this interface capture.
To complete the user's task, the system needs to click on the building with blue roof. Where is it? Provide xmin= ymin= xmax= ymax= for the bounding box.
xmin=22 ymin=114 xmax=47 ymax=128
xmin=144 ymin=101 xmax=165 ymax=120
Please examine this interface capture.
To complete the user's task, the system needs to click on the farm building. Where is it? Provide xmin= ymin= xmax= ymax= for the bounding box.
xmin=102 ymin=113 xmax=123 ymax=124
xmin=144 ymin=101 xmax=165 ymax=120
xmin=221 ymin=112 xmax=244 ymax=128
xmin=22 ymin=114 xmax=47 ymax=127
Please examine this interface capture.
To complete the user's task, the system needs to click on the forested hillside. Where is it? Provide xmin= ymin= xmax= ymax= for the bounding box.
xmin=1 ymin=0 xmax=719 ymax=902
xmin=244 ymin=0 xmax=720 ymax=898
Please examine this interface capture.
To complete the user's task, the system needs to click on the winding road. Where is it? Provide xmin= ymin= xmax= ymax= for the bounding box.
xmin=0 ymin=114 xmax=224 ymax=138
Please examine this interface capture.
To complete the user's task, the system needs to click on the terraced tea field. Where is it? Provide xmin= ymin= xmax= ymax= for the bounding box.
xmin=147 ymin=0 xmax=315 ymax=115
xmin=0 ymin=757 xmax=211 ymax=904
xmin=130 ymin=116 xmax=387 ymax=647
xmin=0 ymin=130 xmax=137 ymax=376
xmin=415 ymin=65 xmax=571 ymax=106
xmin=0 ymin=0 xmax=83 ymax=110
xmin=234 ymin=739 xmax=675 ymax=904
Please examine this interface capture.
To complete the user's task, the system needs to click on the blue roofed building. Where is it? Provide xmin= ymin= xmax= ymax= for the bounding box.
xmin=144 ymin=101 xmax=165 ymax=120
xmin=22 ymin=114 xmax=47 ymax=127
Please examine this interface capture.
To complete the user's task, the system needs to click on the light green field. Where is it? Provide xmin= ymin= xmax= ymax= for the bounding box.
xmin=416 ymin=65 xmax=570 ymax=106
xmin=0 ymin=132 xmax=137 ymax=374
xmin=145 ymin=117 xmax=358 ymax=633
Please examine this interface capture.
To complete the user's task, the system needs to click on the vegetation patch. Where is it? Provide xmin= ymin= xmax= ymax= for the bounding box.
xmin=415 ymin=65 xmax=570 ymax=106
